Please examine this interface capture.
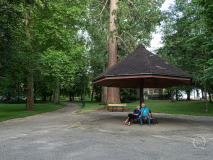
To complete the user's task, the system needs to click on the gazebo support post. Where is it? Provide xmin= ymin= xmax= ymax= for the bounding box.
xmin=140 ymin=80 xmax=144 ymax=106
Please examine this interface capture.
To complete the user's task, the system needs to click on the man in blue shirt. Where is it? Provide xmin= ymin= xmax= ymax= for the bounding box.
xmin=139 ymin=103 xmax=151 ymax=126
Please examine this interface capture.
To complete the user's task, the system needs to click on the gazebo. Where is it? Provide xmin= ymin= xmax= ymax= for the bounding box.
xmin=92 ymin=44 xmax=192 ymax=105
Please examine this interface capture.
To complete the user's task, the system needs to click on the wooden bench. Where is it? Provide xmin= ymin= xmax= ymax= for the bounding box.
xmin=133 ymin=110 xmax=158 ymax=125
xmin=108 ymin=104 xmax=128 ymax=112
xmin=134 ymin=117 xmax=158 ymax=125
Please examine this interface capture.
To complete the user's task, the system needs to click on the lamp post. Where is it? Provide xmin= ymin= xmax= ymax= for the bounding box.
xmin=82 ymin=71 xmax=86 ymax=108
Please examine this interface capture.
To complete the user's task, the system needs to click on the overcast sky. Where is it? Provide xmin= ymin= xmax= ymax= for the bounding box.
xmin=147 ymin=0 xmax=175 ymax=53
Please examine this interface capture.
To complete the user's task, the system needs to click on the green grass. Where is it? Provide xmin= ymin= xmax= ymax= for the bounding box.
xmin=74 ymin=100 xmax=213 ymax=117
xmin=0 ymin=103 xmax=66 ymax=122
xmin=74 ymin=101 xmax=105 ymax=113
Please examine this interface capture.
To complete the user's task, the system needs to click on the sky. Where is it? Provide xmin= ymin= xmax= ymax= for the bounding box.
xmin=147 ymin=0 xmax=175 ymax=53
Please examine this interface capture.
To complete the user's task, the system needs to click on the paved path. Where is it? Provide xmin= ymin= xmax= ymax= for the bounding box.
xmin=0 ymin=102 xmax=213 ymax=160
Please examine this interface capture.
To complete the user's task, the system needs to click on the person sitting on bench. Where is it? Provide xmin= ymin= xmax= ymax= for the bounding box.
xmin=123 ymin=105 xmax=141 ymax=126
xmin=139 ymin=103 xmax=150 ymax=126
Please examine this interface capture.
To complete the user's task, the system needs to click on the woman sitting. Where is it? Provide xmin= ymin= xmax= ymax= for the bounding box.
xmin=123 ymin=105 xmax=141 ymax=126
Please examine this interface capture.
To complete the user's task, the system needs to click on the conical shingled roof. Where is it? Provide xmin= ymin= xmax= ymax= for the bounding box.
xmin=92 ymin=44 xmax=192 ymax=88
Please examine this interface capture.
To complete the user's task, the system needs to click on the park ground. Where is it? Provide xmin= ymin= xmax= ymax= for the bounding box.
xmin=0 ymin=102 xmax=213 ymax=160
xmin=75 ymin=100 xmax=213 ymax=116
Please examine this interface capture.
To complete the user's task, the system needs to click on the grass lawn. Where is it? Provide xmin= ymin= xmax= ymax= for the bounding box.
xmin=74 ymin=100 xmax=213 ymax=117
xmin=0 ymin=103 xmax=66 ymax=122
xmin=74 ymin=101 xmax=105 ymax=113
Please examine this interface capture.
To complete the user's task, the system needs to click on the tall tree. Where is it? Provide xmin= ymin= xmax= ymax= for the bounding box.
xmin=1 ymin=0 xmax=88 ymax=108
xmin=88 ymin=0 xmax=165 ymax=104
xmin=107 ymin=0 xmax=120 ymax=104
xmin=157 ymin=0 xmax=213 ymax=112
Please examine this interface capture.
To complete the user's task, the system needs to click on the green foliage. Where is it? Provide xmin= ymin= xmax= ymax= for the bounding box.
xmin=157 ymin=0 xmax=213 ymax=98
xmin=0 ymin=0 xmax=89 ymax=102
xmin=148 ymin=94 xmax=169 ymax=100
xmin=87 ymin=0 xmax=165 ymax=99
xmin=120 ymin=88 xmax=138 ymax=102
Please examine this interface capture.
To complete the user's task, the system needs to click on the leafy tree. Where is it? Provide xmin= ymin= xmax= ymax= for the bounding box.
xmin=88 ymin=0 xmax=165 ymax=104
xmin=157 ymin=0 xmax=213 ymax=112
xmin=0 ymin=0 xmax=89 ymax=108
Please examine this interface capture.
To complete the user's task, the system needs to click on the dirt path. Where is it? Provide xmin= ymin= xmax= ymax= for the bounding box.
xmin=0 ymin=102 xmax=212 ymax=160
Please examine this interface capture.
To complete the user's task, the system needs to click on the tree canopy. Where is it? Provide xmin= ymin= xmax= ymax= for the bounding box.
xmin=0 ymin=0 xmax=212 ymax=112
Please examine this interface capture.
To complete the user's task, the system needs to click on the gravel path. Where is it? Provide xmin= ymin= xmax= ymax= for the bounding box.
xmin=0 ymin=102 xmax=212 ymax=160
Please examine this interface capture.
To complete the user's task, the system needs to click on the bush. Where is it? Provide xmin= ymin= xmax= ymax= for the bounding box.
xmin=148 ymin=94 xmax=170 ymax=100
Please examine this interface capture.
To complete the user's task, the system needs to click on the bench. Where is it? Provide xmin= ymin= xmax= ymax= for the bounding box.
xmin=134 ymin=117 xmax=158 ymax=125
xmin=108 ymin=104 xmax=128 ymax=112
xmin=133 ymin=110 xmax=158 ymax=125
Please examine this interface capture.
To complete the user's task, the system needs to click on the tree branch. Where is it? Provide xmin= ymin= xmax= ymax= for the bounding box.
xmin=117 ymin=54 xmax=123 ymax=60
xmin=148 ymin=0 xmax=154 ymax=7
xmin=89 ymin=0 xmax=104 ymax=9
xmin=123 ymin=30 xmax=134 ymax=39
xmin=94 ymin=0 xmax=109 ymax=18
xmin=100 ymin=15 xmax=103 ymax=27
xmin=116 ymin=36 xmax=131 ymax=54
xmin=127 ymin=0 xmax=137 ymax=10
xmin=127 ymin=0 xmax=150 ymax=21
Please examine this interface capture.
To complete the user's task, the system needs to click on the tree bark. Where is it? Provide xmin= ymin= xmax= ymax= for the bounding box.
xmin=91 ymin=86 xmax=95 ymax=102
xmin=196 ymin=89 xmax=199 ymax=98
xmin=42 ymin=93 xmax=47 ymax=102
xmin=54 ymin=76 xmax=60 ymax=104
xmin=69 ymin=92 xmax=73 ymax=101
xmin=101 ymin=66 xmax=107 ymax=104
xmin=170 ymin=89 xmax=175 ymax=103
xmin=25 ymin=10 xmax=34 ymax=110
xmin=53 ymin=94 xmax=55 ymax=102
xmin=26 ymin=72 xmax=34 ymax=110
xmin=186 ymin=90 xmax=191 ymax=100
xmin=175 ymin=89 xmax=178 ymax=101
xmin=49 ymin=94 xmax=52 ymax=101
xmin=201 ymin=89 xmax=205 ymax=99
xmin=17 ymin=82 xmax=20 ymax=103
xmin=101 ymin=86 xmax=107 ymax=104
xmin=107 ymin=0 xmax=120 ymax=104
xmin=204 ymin=83 xmax=208 ymax=112
xmin=208 ymin=91 xmax=212 ymax=103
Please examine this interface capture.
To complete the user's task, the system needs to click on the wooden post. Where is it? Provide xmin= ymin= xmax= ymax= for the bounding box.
xmin=140 ymin=80 xmax=144 ymax=106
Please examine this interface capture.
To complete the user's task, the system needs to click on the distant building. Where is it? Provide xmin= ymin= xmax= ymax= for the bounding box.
xmin=144 ymin=88 xmax=168 ymax=100
xmin=144 ymin=88 xmax=163 ymax=95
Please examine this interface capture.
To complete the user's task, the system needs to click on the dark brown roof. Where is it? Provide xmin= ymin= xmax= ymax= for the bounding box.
xmin=92 ymin=44 xmax=192 ymax=88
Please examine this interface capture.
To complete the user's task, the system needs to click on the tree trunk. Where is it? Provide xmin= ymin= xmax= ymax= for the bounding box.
xmin=107 ymin=0 xmax=120 ymax=104
xmin=53 ymin=94 xmax=54 ymax=102
xmin=26 ymin=72 xmax=34 ymax=110
xmin=17 ymin=82 xmax=20 ymax=103
xmin=54 ymin=76 xmax=60 ymax=104
xmin=175 ymin=89 xmax=178 ymax=101
xmin=196 ymin=89 xmax=199 ymax=97
xmin=101 ymin=86 xmax=107 ymax=104
xmin=186 ymin=91 xmax=191 ymax=100
xmin=69 ymin=92 xmax=73 ymax=101
xmin=25 ymin=10 xmax=34 ymax=110
xmin=49 ymin=94 xmax=52 ymax=101
xmin=170 ymin=89 xmax=175 ymax=103
xmin=208 ymin=91 xmax=212 ymax=103
xmin=42 ymin=93 xmax=47 ymax=102
xmin=204 ymin=84 xmax=208 ymax=112
xmin=91 ymin=86 xmax=95 ymax=102
xmin=201 ymin=89 xmax=205 ymax=99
